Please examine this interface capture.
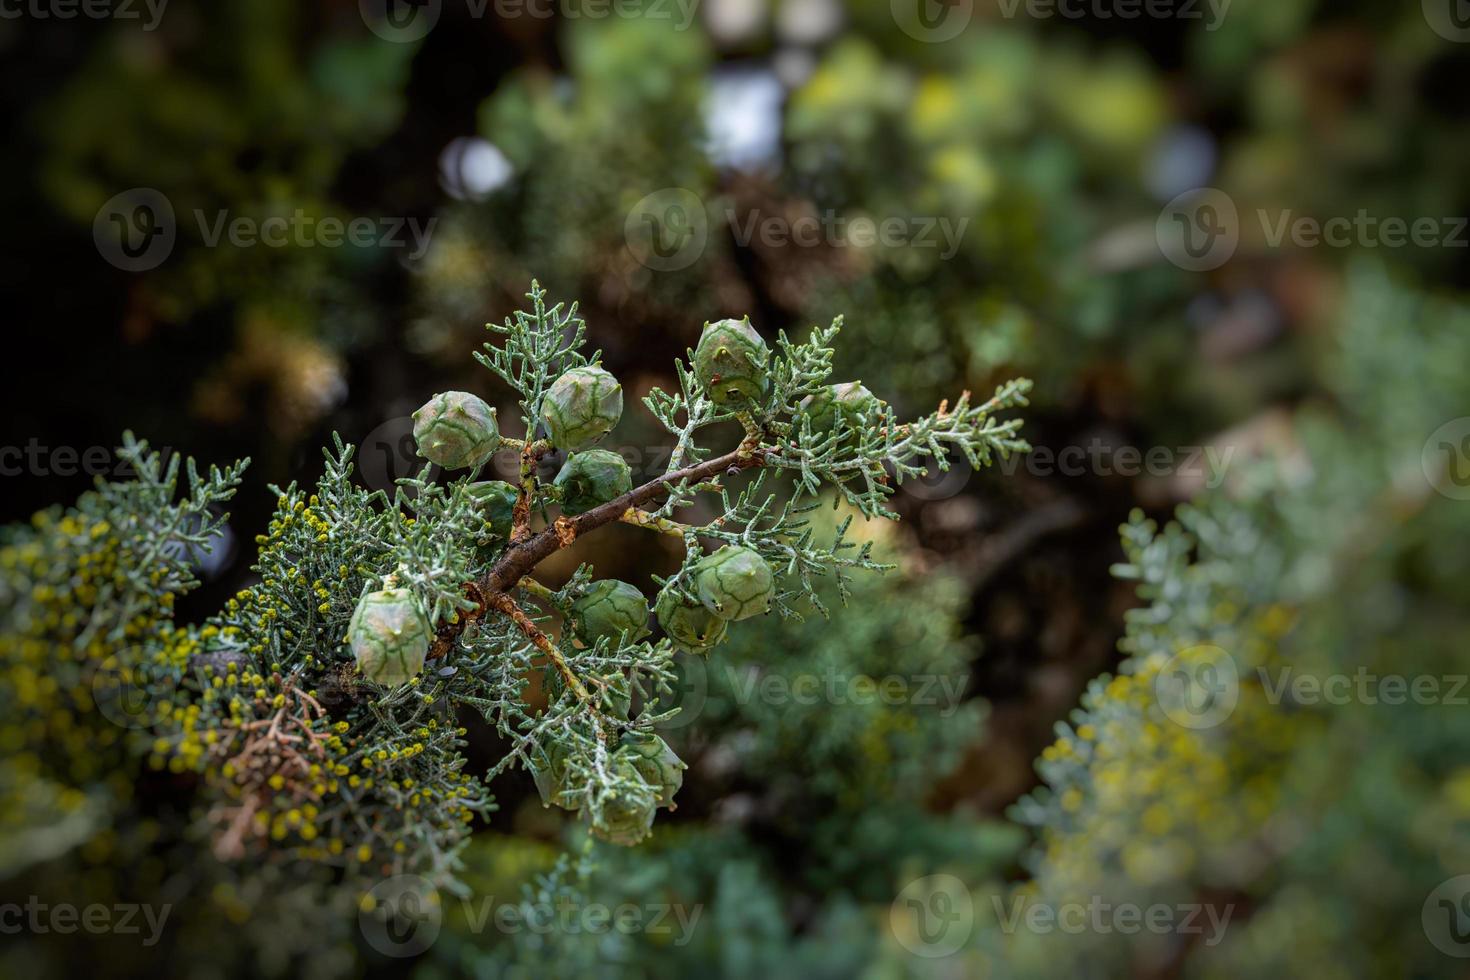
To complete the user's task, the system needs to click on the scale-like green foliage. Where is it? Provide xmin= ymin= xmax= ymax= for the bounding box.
xmin=0 ymin=282 xmax=1028 ymax=925
xmin=982 ymin=264 xmax=1470 ymax=977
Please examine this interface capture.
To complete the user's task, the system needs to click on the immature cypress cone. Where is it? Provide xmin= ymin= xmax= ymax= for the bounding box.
xmin=541 ymin=365 xmax=623 ymax=450
xmin=597 ymin=672 xmax=633 ymax=720
xmin=412 ymin=391 xmax=501 ymax=469
xmin=799 ymin=381 xmax=882 ymax=447
xmin=570 ymin=579 xmax=650 ymax=646
xmin=587 ymin=757 xmax=659 ymax=846
xmin=620 ymin=730 xmax=685 ymax=809
xmin=348 ymin=588 xmax=432 ymax=686
xmin=530 ymin=738 xmax=577 ymax=809
xmin=694 ymin=545 xmax=775 ymax=621
xmin=553 ymin=449 xmax=632 ymax=515
xmin=466 ymin=480 xmax=518 ymax=537
xmin=693 ymin=316 xmax=769 ymax=406
xmin=655 ymin=587 xmax=727 ymax=655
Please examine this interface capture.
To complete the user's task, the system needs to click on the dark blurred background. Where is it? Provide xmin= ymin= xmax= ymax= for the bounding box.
xmin=3 ymin=2 xmax=1469 ymax=975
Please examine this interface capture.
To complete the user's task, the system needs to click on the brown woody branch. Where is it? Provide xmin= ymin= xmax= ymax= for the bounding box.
xmin=428 ymin=442 xmax=768 ymax=659
xmin=486 ymin=592 xmax=591 ymax=703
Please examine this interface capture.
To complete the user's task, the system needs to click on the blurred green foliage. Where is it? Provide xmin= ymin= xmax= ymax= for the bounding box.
xmin=424 ymin=517 xmax=1025 ymax=975
xmin=9 ymin=1 xmax=1470 ymax=976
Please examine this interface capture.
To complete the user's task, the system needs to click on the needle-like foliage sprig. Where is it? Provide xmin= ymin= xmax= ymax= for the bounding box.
xmin=50 ymin=282 xmax=1027 ymax=889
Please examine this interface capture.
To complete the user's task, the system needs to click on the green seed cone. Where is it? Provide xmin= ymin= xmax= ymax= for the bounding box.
xmin=586 ymin=757 xmax=659 ymax=846
xmin=571 ymin=579 xmax=650 ymax=647
xmin=348 ymin=588 xmax=432 ymax=686
xmin=799 ymin=382 xmax=882 ymax=447
xmin=554 ymin=449 xmax=632 ymax=516
xmin=529 ymin=738 xmax=577 ymax=810
xmin=466 ymin=480 xmax=519 ymax=538
xmin=541 ymin=365 xmax=623 ymax=451
xmin=596 ymin=672 xmax=633 ymax=720
xmin=693 ymin=316 xmax=769 ymax=406
xmin=694 ymin=545 xmax=775 ymax=621
xmin=620 ymin=730 xmax=685 ymax=809
xmin=655 ymin=587 xmax=728 ymax=655
xmin=412 ymin=391 xmax=501 ymax=469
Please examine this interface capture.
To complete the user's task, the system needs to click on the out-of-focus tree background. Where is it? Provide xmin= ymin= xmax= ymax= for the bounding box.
xmin=3 ymin=1 xmax=1470 ymax=976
